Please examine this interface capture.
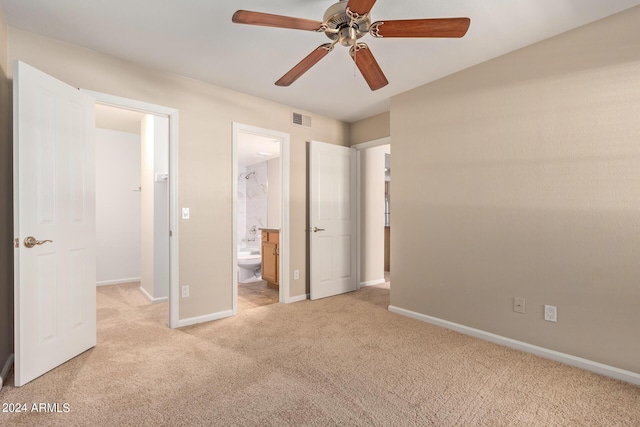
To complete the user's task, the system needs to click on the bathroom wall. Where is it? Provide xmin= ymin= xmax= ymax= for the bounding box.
xmin=243 ymin=161 xmax=268 ymax=248
xmin=238 ymin=158 xmax=280 ymax=249
xmin=237 ymin=166 xmax=247 ymax=246
xmin=95 ymin=128 xmax=141 ymax=285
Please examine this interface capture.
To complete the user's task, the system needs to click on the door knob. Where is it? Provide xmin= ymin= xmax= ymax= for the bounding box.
xmin=24 ymin=236 xmax=53 ymax=248
xmin=312 ymin=227 xmax=325 ymax=233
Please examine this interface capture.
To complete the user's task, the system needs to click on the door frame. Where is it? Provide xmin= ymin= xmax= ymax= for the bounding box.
xmin=232 ymin=123 xmax=290 ymax=311
xmin=351 ymin=136 xmax=391 ymax=290
xmin=83 ymin=90 xmax=180 ymax=328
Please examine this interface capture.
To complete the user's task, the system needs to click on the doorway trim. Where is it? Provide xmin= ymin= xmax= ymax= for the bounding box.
xmin=83 ymin=90 xmax=180 ymax=328
xmin=232 ymin=123 xmax=290 ymax=312
xmin=352 ymin=136 xmax=391 ymax=290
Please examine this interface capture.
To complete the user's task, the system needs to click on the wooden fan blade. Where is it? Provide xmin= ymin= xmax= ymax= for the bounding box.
xmin=349 ymin=44 xmax=388 ymax=91
xmin=275 ymin=44 xmax=334 ymax=87
xmin=371 ymin=18 xmax=470 ymax=38
xmin=346 ymin=0 xmax=377 ymax=16
xmin=232 ymin=10 xmax=324 ymax=31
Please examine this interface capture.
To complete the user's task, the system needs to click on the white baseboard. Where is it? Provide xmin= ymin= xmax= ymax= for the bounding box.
xmin=138 ymin=286 xmax=169 ymax=304
xmin=1 ymin=353 xmax=14 ymax=389
xmin=388 ymin=305 xmax=640 ymax=386
xmin=360 ymin=278 xmax=386 ymax=288
xmin=96 ymin=277 xmax=141 ymax=286
xmin=176 ymin=310 xmax=234 ymax=328
xmin=285 ymin=294 xmax=309 ymax=303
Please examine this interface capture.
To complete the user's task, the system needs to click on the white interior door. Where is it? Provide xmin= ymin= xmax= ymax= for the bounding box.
xmin=309 ymin=141 xmax=357 ymax=300
xmin=13 ymin=61 xmax=96 ymax=386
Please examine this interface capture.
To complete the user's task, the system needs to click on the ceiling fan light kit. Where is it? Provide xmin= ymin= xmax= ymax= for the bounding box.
xmin=232 ymin=0 xmax=470 ymax=91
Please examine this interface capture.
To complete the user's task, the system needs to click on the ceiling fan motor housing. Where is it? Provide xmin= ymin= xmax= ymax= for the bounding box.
xmin=323 ymin=1 xmax=371 ymax=46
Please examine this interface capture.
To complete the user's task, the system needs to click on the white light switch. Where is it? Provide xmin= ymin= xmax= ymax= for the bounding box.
xmin=182 ymin=208 xmax=190 ymax=219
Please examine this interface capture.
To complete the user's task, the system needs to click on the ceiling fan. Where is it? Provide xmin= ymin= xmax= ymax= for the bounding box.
xmin=232 ymin=0 xmax=470 ymax=91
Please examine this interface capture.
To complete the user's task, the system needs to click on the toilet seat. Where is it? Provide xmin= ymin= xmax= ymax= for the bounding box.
xmin=238 ymin=254 xmax=261 ymax=268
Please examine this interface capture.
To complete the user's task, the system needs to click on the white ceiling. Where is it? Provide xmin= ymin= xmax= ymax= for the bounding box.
xmin=2 ymin=0 xmax=639 ymax=123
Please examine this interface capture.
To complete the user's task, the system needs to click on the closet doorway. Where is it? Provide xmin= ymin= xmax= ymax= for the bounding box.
xmin=354 ymin=137 xmax=391 ymax=290
xmin=89 ymin=91 xmax=179 ymax=328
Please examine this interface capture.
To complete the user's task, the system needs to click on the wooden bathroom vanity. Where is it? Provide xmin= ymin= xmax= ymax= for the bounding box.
xmin=260 ymin=229 xmax=279 ymax=289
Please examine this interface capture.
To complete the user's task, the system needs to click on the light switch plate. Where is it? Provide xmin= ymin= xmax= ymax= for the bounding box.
xmin=182 ymin=208 xmax=190 ymax=219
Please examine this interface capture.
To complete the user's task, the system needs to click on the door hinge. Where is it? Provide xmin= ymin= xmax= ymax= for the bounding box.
xmin=169 ymin=230 xmax=173 ymax=237
xmin=14 ymin=238 xmax=19 ymax=248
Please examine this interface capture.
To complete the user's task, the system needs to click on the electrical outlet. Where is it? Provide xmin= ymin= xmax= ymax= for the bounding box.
xmin=514 ymin=297 xmax=525 ymax=314
xmin=294 ymin=270 xmax=300 ymax=280
xmin=182 ymin=285 xmax=189 ymax=298
xmin=544 ymin=305 xmax=557 ymax=322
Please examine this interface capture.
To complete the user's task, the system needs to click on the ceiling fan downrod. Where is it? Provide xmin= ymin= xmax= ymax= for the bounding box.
xmin=321 ymin=1 xmax=371 ymax=47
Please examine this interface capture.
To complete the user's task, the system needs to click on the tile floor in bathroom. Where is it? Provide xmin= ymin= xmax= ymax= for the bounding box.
xmin=238 ymin=280 xmax=279 ymax=311
xmin=238 ymin=271 xmax=390 ymax=312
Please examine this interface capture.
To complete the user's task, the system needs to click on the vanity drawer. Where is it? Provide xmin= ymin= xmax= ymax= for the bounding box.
xmin=262 ymin=230 xmax=279 ymax=243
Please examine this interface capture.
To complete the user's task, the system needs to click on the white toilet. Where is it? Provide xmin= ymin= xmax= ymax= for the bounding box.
xmin=238 ymin=248 xmax=262 ymax=283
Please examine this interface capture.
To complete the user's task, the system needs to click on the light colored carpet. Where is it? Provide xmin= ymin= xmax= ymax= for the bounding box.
xmin=0 ymin=282 xmax=638 ymax=426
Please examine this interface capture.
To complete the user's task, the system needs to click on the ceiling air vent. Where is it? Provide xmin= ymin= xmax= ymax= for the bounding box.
xmin=292 ymin=112 xmax=312 ymax=127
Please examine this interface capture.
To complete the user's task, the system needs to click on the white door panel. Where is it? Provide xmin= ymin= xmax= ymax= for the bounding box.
xmin=14 ymin=61 xmax=96 ymax=386
xmin=310 ymin=141 xmax=357 ymax=300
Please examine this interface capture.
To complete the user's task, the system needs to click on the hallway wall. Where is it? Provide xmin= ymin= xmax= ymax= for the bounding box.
xmin=95 ymin=128 xmax=141 ymax=285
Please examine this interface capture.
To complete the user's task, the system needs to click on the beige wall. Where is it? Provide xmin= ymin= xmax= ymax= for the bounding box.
xmin=350 ymin=111 xmax=390 ymax=146
xmin=359 ymin=144 xmax=389 ymax=284
xmin=390 ymin=6 xmax=640 ymax=373
xmin=0 ymin=7 xmax=13 ymax=381
xmin=7 ymin=28 xmax=349 ymax=321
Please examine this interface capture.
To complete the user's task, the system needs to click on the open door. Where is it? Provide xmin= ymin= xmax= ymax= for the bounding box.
xmin=13 ymin=61 xmax=96 ymax=386
xmin=309 ymin=141 xmax=357 ymax=300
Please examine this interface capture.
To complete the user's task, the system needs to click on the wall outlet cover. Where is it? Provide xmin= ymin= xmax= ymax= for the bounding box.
xmin=544 ymin=305 xmax=557 ymax=322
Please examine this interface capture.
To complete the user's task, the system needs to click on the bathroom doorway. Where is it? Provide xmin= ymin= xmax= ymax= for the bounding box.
xmin=232 ymin=123 xmax=290 ymax=313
